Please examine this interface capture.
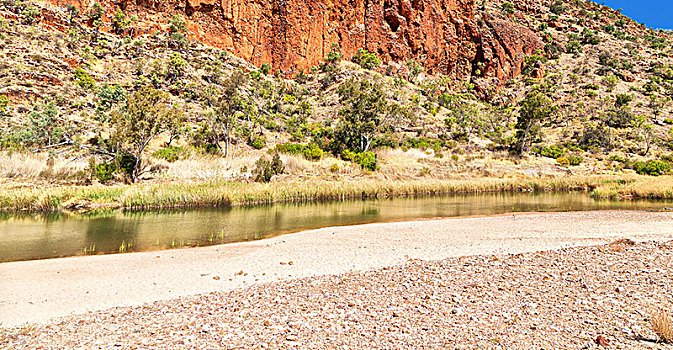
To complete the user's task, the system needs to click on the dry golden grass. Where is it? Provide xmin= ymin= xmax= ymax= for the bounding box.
xmin=0 ymin=152 xmax=88 ymax=181
xmin=651 ymin=309 xmax=673 ymax=343
xmin=159 ymin=153 xmax=252 ymax=181
xmin=591 ymin=176 xmax=673 ymax=199
xmin=2 ymin=149 xmax=670 ymax=213
xmin=0 ymin=175 xmax=607 ymax=212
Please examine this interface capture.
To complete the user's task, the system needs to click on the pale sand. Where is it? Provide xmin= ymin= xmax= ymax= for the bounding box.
xmin=1 ymin=210 xmax=672 ymax=327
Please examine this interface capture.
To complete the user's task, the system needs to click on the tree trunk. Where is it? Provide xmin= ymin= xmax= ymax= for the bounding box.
xmin=132 ymin=152 xmax=142 ymax=183
xmin=520 ymin=122 xmax=532 ymax=156
xmin=224 ymin=129 xmax=229 ymax=158
xmin=363 ymin=136 xmax=372 ymax=153
xmin=233 ymin=134 xmax=240 ymax=158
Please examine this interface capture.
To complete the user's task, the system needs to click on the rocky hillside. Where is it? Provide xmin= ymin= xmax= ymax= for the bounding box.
xmin=31 ymin=0 xmax=544 ymax=89
xmin=0 ymin=0 xmax=672 ymax=185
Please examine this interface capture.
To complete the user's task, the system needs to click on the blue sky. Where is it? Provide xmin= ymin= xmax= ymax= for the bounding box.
xmin=600 ymin=1 xmax=673 ymax=29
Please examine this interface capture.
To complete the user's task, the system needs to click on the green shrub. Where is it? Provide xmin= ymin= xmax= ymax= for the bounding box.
xmin=615 ymin=94 xmax=633 ymax=108
xmin=433 ymin=144 xmax=443 ymax=158
xmin=340 ymin=150 xmax=378 ymax=170
xmin=87 ymin=2 xmax=103 ymax=23
xmin=635 ymin=160 xmax=671 ymax=176
xmin=167 ymin=53 xmax=187 ymax=80
xmin=89 ymin=155 xmax=135 ymax=183
xmin=250 ymin=138 xmax=266 ymax=150
xmin=153 ymin=146 xmax=188 ymax=163
xmin=21 ymin=102 xmax=65 ymax=148
xmin=276 ymin=142 xmax=324 ymax=161
xmin=582 ymin=28 xmax=600 ymax=45
xmin=168 ymin=15 xmax=188 ymax=47
xmin=541 ymin=145 xmax=565 ymax=159
xmin=330 ymin=164 xmax=339 ymax=173
xmin=602 ymin=74 xmax=618 ymax=89
xmin=582 ymin=84 xmax=599 ymax=90
xmin=325 ymin=43 xmax=343 ymax=63
xmin=260 ymin=63 xmax=271 ymax=75
xmin=117 ymin=154 xmax=136 ymax=178
xmin=406 ymin=60 xmax=424 ymax=82
xmin=354 ymin=151 xmax=378 ymax=171
xmin=341 ymin=149 xmax=357 ymax=161
xmin=566 ymin=40 xmax=583 ymax=54
xmin=604 ymin=108 xmax=634 ymax=128
xmin=302 ymin=143 xmax=323 ymax=160
xmin=550 ymin=1 xmax=565 ymax=14
xmin=557 ymin=154 xmax=583 ymax=166
xmin=22 ymin=5 xmax=41 ymax=24
xmin=405 ymin=137 xmax=433 ymax=149
xmin=275 ymin=142 xmax=305 ymax=155
xmin=91 ymin=160 xmax=115 ymax=182
xmin=74 ymin=67 xmax=95 ymax=89
xmin=253 ymin=153 xmax=284 ymax=183
xmin=501 ymin=2 xmax=514 ymax=15
xmin=567 ymin=154 xmax=584 ymax=166
xmin=644 ymin=80 xmax=660 ymax=93
xmin=523 ymin=54 xmax=547 ymax=76
xmin=96 ymin=84 xmax=127 ymax=121
xmin=0 ymin=94 xmax=8 ymax=116
xmin=352 ymin=49 xmax=381 ymax=69
xmin=580 ymin=123 xmax=612 ymax=150
xmin=609 ymin=155 xmax=626 ymax=163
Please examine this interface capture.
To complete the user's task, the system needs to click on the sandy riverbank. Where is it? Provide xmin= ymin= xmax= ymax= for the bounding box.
xmin=1 ymin=210 xmax=673 ymax=330
xmin=5 ymin=240 xmax=673 ymax=348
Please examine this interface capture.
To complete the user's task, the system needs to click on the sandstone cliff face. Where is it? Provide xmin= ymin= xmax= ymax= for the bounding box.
xmin=46 ymin=0 xmax=542 ymax=84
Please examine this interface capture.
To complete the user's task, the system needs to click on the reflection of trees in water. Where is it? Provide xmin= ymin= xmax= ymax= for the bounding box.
xmin=0 ymin=214 xmax=95 ymax=262
xmin=6 ymin=192 xmax=673 ymax=262
xmin=84 ymin=215 xmax=141 ymax=255
xmin=0 ymin=211 xmax=66 ymax=223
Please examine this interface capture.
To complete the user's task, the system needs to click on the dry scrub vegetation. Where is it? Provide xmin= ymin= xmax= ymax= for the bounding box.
xmin=1 ymin=0 xmax=673 ymax=209
xmin=652 ymin=309 xmax=673 ymax=343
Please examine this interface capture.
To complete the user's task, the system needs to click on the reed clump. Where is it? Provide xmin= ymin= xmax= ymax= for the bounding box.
xmin=5 ymin=177 xmax=651 ymax=211
xmin=651 ymin=309 xmax=673 ymax=343
xmin=0 ymin=176 xmax=625 ymax=212
xmin=590 ymin=176 xmax=673 ymax=199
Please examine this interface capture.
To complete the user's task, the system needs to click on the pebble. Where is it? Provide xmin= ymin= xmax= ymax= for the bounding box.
xmin=3 ymin=240 xmax=671 ymax=349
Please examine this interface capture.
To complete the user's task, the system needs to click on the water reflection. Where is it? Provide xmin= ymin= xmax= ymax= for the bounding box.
xmin=1 ymin=192 xmax=671 ymax=262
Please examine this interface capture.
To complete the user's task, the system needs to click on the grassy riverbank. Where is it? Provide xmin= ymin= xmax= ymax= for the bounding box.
xmin=590 ymin=176 xmax=673 ymax=200
xmin=2 ymin=176 xmax=664 ymax=212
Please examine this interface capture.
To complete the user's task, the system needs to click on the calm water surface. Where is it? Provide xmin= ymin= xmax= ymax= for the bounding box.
xmin=1 ymin=192 xmax=671 ymax=262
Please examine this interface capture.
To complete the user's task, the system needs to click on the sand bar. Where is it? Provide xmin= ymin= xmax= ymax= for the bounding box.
xmin=1 ymin=210 xmax=673 ymax=327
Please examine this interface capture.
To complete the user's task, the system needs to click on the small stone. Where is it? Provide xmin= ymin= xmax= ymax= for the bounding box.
xmin=595 ymin=335 xmax=610 ymax=347
xmin=451 ymin=307 xmax=463 ymax=316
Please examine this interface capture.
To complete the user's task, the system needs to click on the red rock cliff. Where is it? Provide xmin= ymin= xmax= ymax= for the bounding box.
xmin=46 ymin=0 xmax=542 ymax=83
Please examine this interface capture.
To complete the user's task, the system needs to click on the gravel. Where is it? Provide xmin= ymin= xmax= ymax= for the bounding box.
xmin=2 ymin=239 xmax=673 ymax=349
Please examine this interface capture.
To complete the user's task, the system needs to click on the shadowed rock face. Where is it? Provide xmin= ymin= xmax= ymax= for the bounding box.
xmin=47 ymin=0 xmax=543 ymax=85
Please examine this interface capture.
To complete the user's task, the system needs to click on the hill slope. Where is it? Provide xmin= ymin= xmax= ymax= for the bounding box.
xmin=0 ymin=0 xmax=672 ymax=194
